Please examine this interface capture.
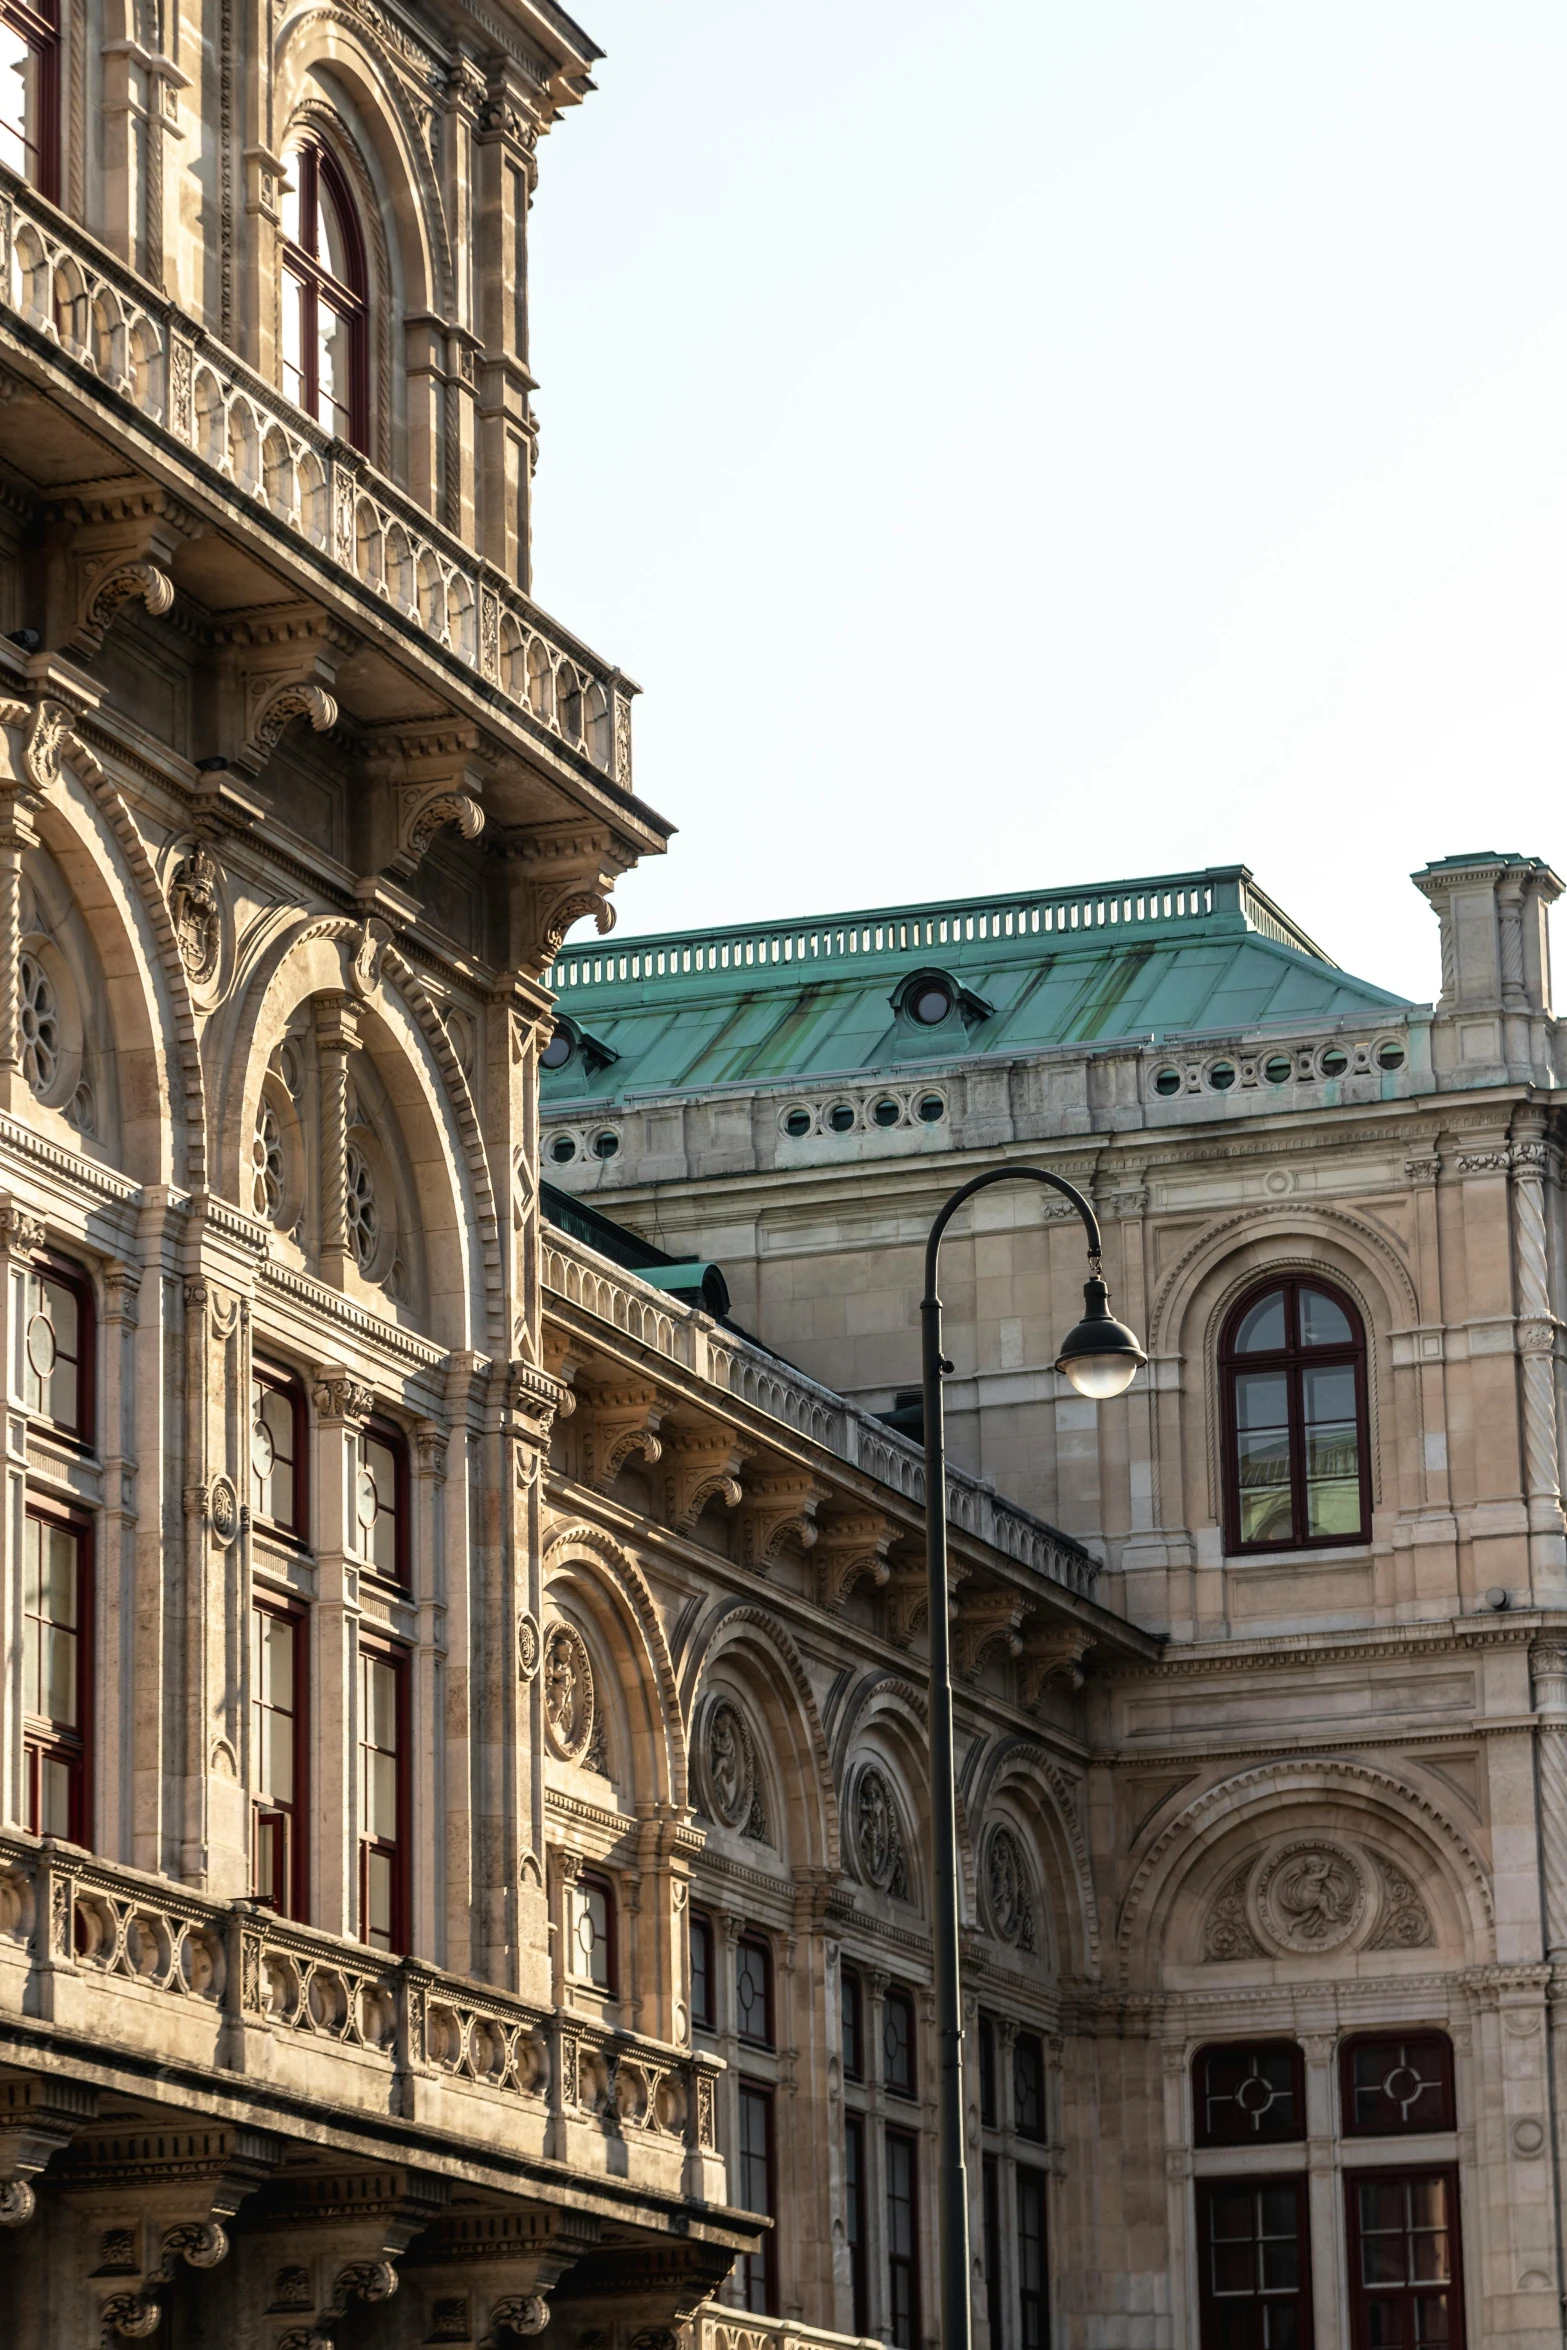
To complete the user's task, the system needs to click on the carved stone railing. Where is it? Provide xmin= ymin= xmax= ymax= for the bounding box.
xmin=542 ymin=1226 xmax=1100 ymax=1600
xmin=546 ymin=865 xmax=1330 ymax=993
xmin=693 ymin=2308 xmax=881 ymax=2350
xmin=0 ymin=169 xmax=633 ymax=788
xmin=0 ymin=1836 xmax=720 ymax=2186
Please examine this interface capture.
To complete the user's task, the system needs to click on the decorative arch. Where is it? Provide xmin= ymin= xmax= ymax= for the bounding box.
xmin=543 ymin=1522 xmax=686 ymax=1810
xmin=1115 ymin=1756 xmax=1495 ymax=1988
xmin=967 ymin=1734 xmax=1100 ymax=1981
xmin=1148 ymin=1202 xmax=1420 ymax=1357
xmin=680 ymin=1601 xmax=839 ymax=1876
xmin=831 ymin=1672 xmax=945 ymax=1919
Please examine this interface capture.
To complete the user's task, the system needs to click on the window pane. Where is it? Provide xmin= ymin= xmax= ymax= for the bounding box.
xmin=366 ymin=1848 xmax=392 ymax=1948
xmin=691 ymin=1916 xmax=711 ymax=2027
xmin=1014 ymin=2032 xmax=1045 ymax=2137
xmin=25 ymin=1270 xmax=82 ymax=1432
xmin=1348 ymin=2039 xmax=1454 ymax=2134
xmin=884 ymin=1989 xmax=914 ymax=2094
xmin=1300 ymin=1287 xmax=1353 ymax=1346
xmin=317 ymin=172 xmax=353 ymax=283
xmin=39 ymin=1752 xmax=71 ymax=1836
xmin=576 ymin=1882 xmax=610 ymax=1986
xmin=281 ymin=270 xmax=308 ymax=409
xmin=317 ymin=301 xmax=354 ymax=438
xmin=1198 ymin=2043 xmax=1302 ymax=2146
xmin=1235 ymin=1289 xmax=1287 ymax=1351
xmin=0 ymin=25 xmax=40 ymax=186
xmin=737 ymin=1939 xmax=771 ymax=2044
xmin=1236 ymin=1369 xmax=1293 ymax=1542
xmin=841 ymin=1966 xmax=862 ymax=2077
xmin=364 ymin=1433 xmax=400 ymax=1575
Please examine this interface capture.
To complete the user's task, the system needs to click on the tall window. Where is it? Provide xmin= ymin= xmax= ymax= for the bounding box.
xmin=845 ymin=2113 xmax=869 ymax=2336
xmin=737 ymin=2081 xmax=776 ymax=2313
xmin=1341 ymin=2037 xmax=1463 ymax=2346
xmin=0 ymin=0 xmax=59 ymax=199
xmin=982 ymin=2154 xmax=1003 ymax=2349
xmin=23 ymin=1256 xmax=91 ymax=1444
xmin=572 ymin=1871 xmax=616 ymax=1992
xmin=358 ymin=1640 xmax=405 ymax=1952
xmin=357 ymin=1419 xmax=408 ymax=1581
xmin=841 ymin=1963 xmax=863 ymax=2080
xmin=885 ymin=2128 xmax=920 ymax=2348
xmin=979 ymin=2014 xmax=998 ymax=2127
xmin=690 ymin=1910 xmax=714 ymax=2030
xmin=251 ymin=1364 xmax=306 ymax=1536
xmin=1014 ymin=2031 xmax=1046 ymax=2141
xmin=884 ymin=1985 xmax=915 ymax=2098
xmin=1341 ymin=2036 xmax=1456 ymax=2136
xmin=22 ymin=1506 xmax=88 ymax=1839
xmin=1017 ymin=2170 xmax=1049 ymax=2350
xmin=736 ymin=1933 xmax=773 ymax=2047
xmin=280 ymin=139 xmax=368 ymax=446
xmin=252 ymin=1603 xmax=303 ymax=1914
xmin=1221 ymin=1277 xmax=1370 ymax=1553
xmin=1197 ymin=2176 xmax=1312 ymax=2350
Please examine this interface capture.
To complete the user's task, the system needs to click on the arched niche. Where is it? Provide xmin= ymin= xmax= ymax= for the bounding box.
xmin=968 ymin=1739 xmax=1100 ymax=1984
xmin=684 ymin=1605 xmax=838 ymax=1878
xmin=542 ymin=1524 xmax=685 ymax=1818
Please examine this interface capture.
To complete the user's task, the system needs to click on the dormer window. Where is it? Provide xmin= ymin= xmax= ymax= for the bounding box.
xmin=537 ymin=1016 xmax=620 ymax=1082
xmin=280 ymin=139 xmax=368 ymax=447
xmin=909 ymin=978 xmax=954 ymax=1026
xmin=889 ymin=968 xmax=992 ymax=1054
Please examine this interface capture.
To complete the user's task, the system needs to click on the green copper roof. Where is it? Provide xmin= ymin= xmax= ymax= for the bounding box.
xmin=539 ymin=865 xmax=1413 ymax=1108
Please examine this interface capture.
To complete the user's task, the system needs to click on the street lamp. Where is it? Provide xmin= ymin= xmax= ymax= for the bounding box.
xmin=920 ymin=1166 xmax=1144 ymax=2350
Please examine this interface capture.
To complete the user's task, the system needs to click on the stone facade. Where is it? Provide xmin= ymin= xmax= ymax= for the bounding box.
xmin=2 ymin=10 xmax=1567 ymax=2350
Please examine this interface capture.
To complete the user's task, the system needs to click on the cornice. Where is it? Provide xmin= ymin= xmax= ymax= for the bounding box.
xmin=1104 ymin=1618 xmax=1539 ymax=1684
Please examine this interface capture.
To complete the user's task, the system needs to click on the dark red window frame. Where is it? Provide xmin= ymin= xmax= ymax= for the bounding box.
xmin=1340 ymin=2033 xmax=1457 ymax=2137
xmin=1194 ymin=2040 xmax=1308 ymax=2148
xmin=1221 ymin=1274 xmax=1371 ymax=1555
xmin=845 ymin=2111 xmax=869 ymax=2337
xmin=737 ymin=2077 xmax=777 ymax=2314
xmin=574 ymin=1868 xmax=618 ymax=1995
xmin=736 ymin=1931 xmax=774 ymax=2048
xmin=252 ymin=1594 xmax=307 ymax=1918
xmin=978 ymin=2013 xmax=998 ymax=2127
xmin=22 ymin=1498 xmax=91 ymax=1845
xmin=1017 ymin=2165 xmax=1049 ymax=2350
xmin=982 ymin=2152 xmax=1003 ymax=2348
xmin=280 ymin=138 xmax=369 ymax=448
xmin=885 ymin=2125 xmax=921 ymax=2348
xmin=357 ymin=1634 xmax=408 ymax=1954
xmin=0 ymin=0 xmax=61 ymax=203
xmin=1345 ymin=2165 xmax=1466 ymax=2350
xmin=841 ymin=1962 xmax=864 ymax=2080
xmin=359 ymin=1416 xmax=411 ymax=1584
xmin=251 ymin=1361 xmax=308 ymax=1540
xmin=1014 ymin=2028 xmax=1047 ymax=2141
xmin=23 ymin=1252 xmax=94 ymax=1449
xmin=1196 ymin=2172 xmax=1313 ymax=2350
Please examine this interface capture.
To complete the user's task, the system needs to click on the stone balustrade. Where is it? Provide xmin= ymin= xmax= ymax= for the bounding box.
xmin=542 ymin=1226 xmax=1101 ymax=1601
xmin=0 ymin=1834 xmax=722 ymax=2198
xmin=693 ymin=2305 xmax=881 ymax=2350
xmin=0 ymin=168 xmax=633 ymax=788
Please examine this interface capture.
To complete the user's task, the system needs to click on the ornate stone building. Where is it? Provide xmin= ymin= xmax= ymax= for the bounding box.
xmin=1 ymin=6 xmax=1565 ymax=2349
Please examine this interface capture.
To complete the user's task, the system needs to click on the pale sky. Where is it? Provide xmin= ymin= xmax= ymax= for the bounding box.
xmin=529 ymin=3 xmax=1567 ymax=1006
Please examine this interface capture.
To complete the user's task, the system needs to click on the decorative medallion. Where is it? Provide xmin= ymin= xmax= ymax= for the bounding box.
xmin=701 ymin=1697 xmax=768 ymax=1841
xmin=208 ymin=1475 xmax=239 ymax=1546
xmin=168 ymin=842 xmax=222 ymax=985
xmin=517 ymin=1612 xmax=540 ymax=1682
xmin=984 ymin=1824 xmax=1036 ymax=1952
xmin=1252 ymin=1840 xmax=1367 ymax=1955
xmin=543 ymin=1624 xmax=595 ymax=1763
xmin=854 ymin=1765 xmax=909 ymax=1900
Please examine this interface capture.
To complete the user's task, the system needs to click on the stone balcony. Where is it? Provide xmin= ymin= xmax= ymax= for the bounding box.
xmin=0 ymin=1831 xmax=732 ymax=2227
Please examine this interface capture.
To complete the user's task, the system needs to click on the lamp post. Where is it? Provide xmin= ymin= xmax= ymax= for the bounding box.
xmin=921 ymin=1166 xmax=1145 ymax=2350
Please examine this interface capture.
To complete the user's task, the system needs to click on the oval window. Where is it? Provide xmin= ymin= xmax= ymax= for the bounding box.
xmin=1264 ymin=1055 xmax=1294 ymax=1085
xmin=593 ymin=1130 xmax=619 ymax=1159
xmin=910 ymin=983 xmax=953 ymax=1027
xmin=827 ymin=1104 xmax=856 ymax=1133
xmin=1209 ymin=1063 xmax=1236 ymax=1091
xmin=549 ymin=1135 xmax=577 ymax=1164
xmin=1320 ymin=1047 xmax=1349 ymax=1077
xmin=540 ymin=1028 xmax=573 ymax=1069
xmin=1153 ymin=1069 xmax=1182 ymax=1097
xmin=784 ymin=1108 xmax=811 ymax=1138
xmin=873 ymin=1098 xmax=900 ymax=1128
xmin=917 ymin=1094 xmax=945 ymax=1124
xmin=1376 ymin=1042 xmax=1405 ymax=1071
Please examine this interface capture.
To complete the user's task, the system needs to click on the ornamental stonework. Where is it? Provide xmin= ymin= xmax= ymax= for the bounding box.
xmin=543 ymin=1623 xmax=594 ymax=1763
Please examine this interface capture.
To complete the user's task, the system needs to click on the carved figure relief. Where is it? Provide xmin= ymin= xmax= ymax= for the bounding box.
xmin=168 ymin=842 xmax=222 ymax=984
xmin=854 ymin=1765 xmax=909 ymax=1900
xmin=984 ymin=1823 xmax=1037 ymax=1953
xmin=543 ymin=1623 xmax=594 ymax=1763
xmin=699 ymin=1696 xmax=768 ymax=1842
xmin=1201 ymin=1839 xmax=1433 ymax=1962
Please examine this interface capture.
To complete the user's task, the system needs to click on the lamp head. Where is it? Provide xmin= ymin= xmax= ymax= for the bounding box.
xmin=1055 ymin=1272 xmax=1146 ymax=1400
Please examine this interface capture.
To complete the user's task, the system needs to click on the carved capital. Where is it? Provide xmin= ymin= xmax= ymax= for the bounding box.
xmin=311 ymin=1367 xmax=376 ymax=1426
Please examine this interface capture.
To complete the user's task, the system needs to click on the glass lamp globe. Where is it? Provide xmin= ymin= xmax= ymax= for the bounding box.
xmin=1055 ymin=1275 xmax=1146 ymax=1400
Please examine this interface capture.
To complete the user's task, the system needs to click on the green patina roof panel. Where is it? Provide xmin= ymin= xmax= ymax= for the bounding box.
xmin=541 ymin=865 xmax=1413 ymax=1107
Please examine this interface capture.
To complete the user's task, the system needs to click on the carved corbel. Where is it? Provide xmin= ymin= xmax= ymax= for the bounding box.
xmin=1019 ymin=1626 xmax=1096 ymax=1706
xmin=884 ymin=1558 xmax=970 ymax=1650
xmin=576 ymin=1379 xmax=665 ymax=1490
xmin=403 ymin=2207 xmax=599 ymax=2350
xmin=39 ymin=484 xmax=199 ymax=658
xmin=351 ymin=724 xmax=488 ymax=905
xmin=311 ymin=1367 xmax=376 ymax=1427
xmin=739 ymin=1471 xmax=831 ymax=1573
xmin=61 ymin=2120 xmax=280 ymax=2335
xmin=954 ymin=1590 xmax=1031 ymax=1680
xmin=509 ymin=1359 xmax=568 ymax=1446
xmin=659 ymin=1418 xmax=749 ymax=1533
xmin=246 ymin=2168 xmax=449 ymax=2347
xmin=0 ymin=2076 xmax=98 ymax=2226
xmin=197 ymin=604 xmax=352 ymax=785
xmin=499 ymin=820 xmax=635 ymax=978
xmin=815 ymin=1508 xmax=899 ymax=1610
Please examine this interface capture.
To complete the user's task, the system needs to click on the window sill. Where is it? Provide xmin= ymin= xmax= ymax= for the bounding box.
xmin=1223 ymin=1542 xmax=1372 ymax=1570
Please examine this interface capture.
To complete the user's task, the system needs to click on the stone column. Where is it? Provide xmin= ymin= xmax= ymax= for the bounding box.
xmin=309 ymin=1367 xmax=374 ymax=1938
xmin=0 ymin=770 xmax=39 ymax=1119
xmin=1512 ymin=1132 xmax=1567 ymax=1595
xmin=314 ymin=995 xmax=359 ymax=1289
xmin=0 ymin=1196 xmax=44 ymax=1832
xmin=1532 ymin=1639 xmax=1567 ymax=1960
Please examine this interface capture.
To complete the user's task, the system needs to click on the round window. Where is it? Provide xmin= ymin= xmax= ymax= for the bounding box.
xmin=1320 ymin=1047 xmax=1349 ymax=1077
xmin=909 ymin=983 xmax=953 ymax=1027
xmin=1208 ymin=1063 xmax=1236 ymax=1091
xmin=593 ymin=1130 xmax=619 ymax=1159
xmin=1376 ymin=1041 xmax=1405 ymax=1070
xmin=1264 ymin=1055 xmax=1294 ymax=1085
xmin=1153 ymin=1069 xmax=1182 ymax=1097
xmin=917 ymin=1094 xmax=945 ymax=1124
xmin=827 ymin=1104 xmax=856 ymax=1133
xmin=873 ymin=1098 xmax=900 ymax=1128
xmin=550 ymin=1134 xmax=578 ymax=1163
xmin=540 ymin=1027 xmax=573 ymax=1070
xmin=784 ymin=1108 xmax=811 ymax=1138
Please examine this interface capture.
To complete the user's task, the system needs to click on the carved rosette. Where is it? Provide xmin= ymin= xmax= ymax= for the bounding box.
xmin=542 ymin=1623 xmax=594 ymax=1763
xmin=698 ymin=1696 xmax=768 ymax=1842
xmin=1200 ymin=1838 xmax=1433 ymax=1962
xmin=983 ymin=1823 xmax=1036 ymax=1952
xmin=852 ymin=1764 xmax=909 ymax=1900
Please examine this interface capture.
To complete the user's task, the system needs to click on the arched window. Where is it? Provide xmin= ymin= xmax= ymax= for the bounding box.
xmin=1221 ymin=1277 xmax=1370 ymax=1553
xmin=279 ymin=139 xmax=367 ymax=447
xmin=0 ymin=0 xmax=60 ymax=199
